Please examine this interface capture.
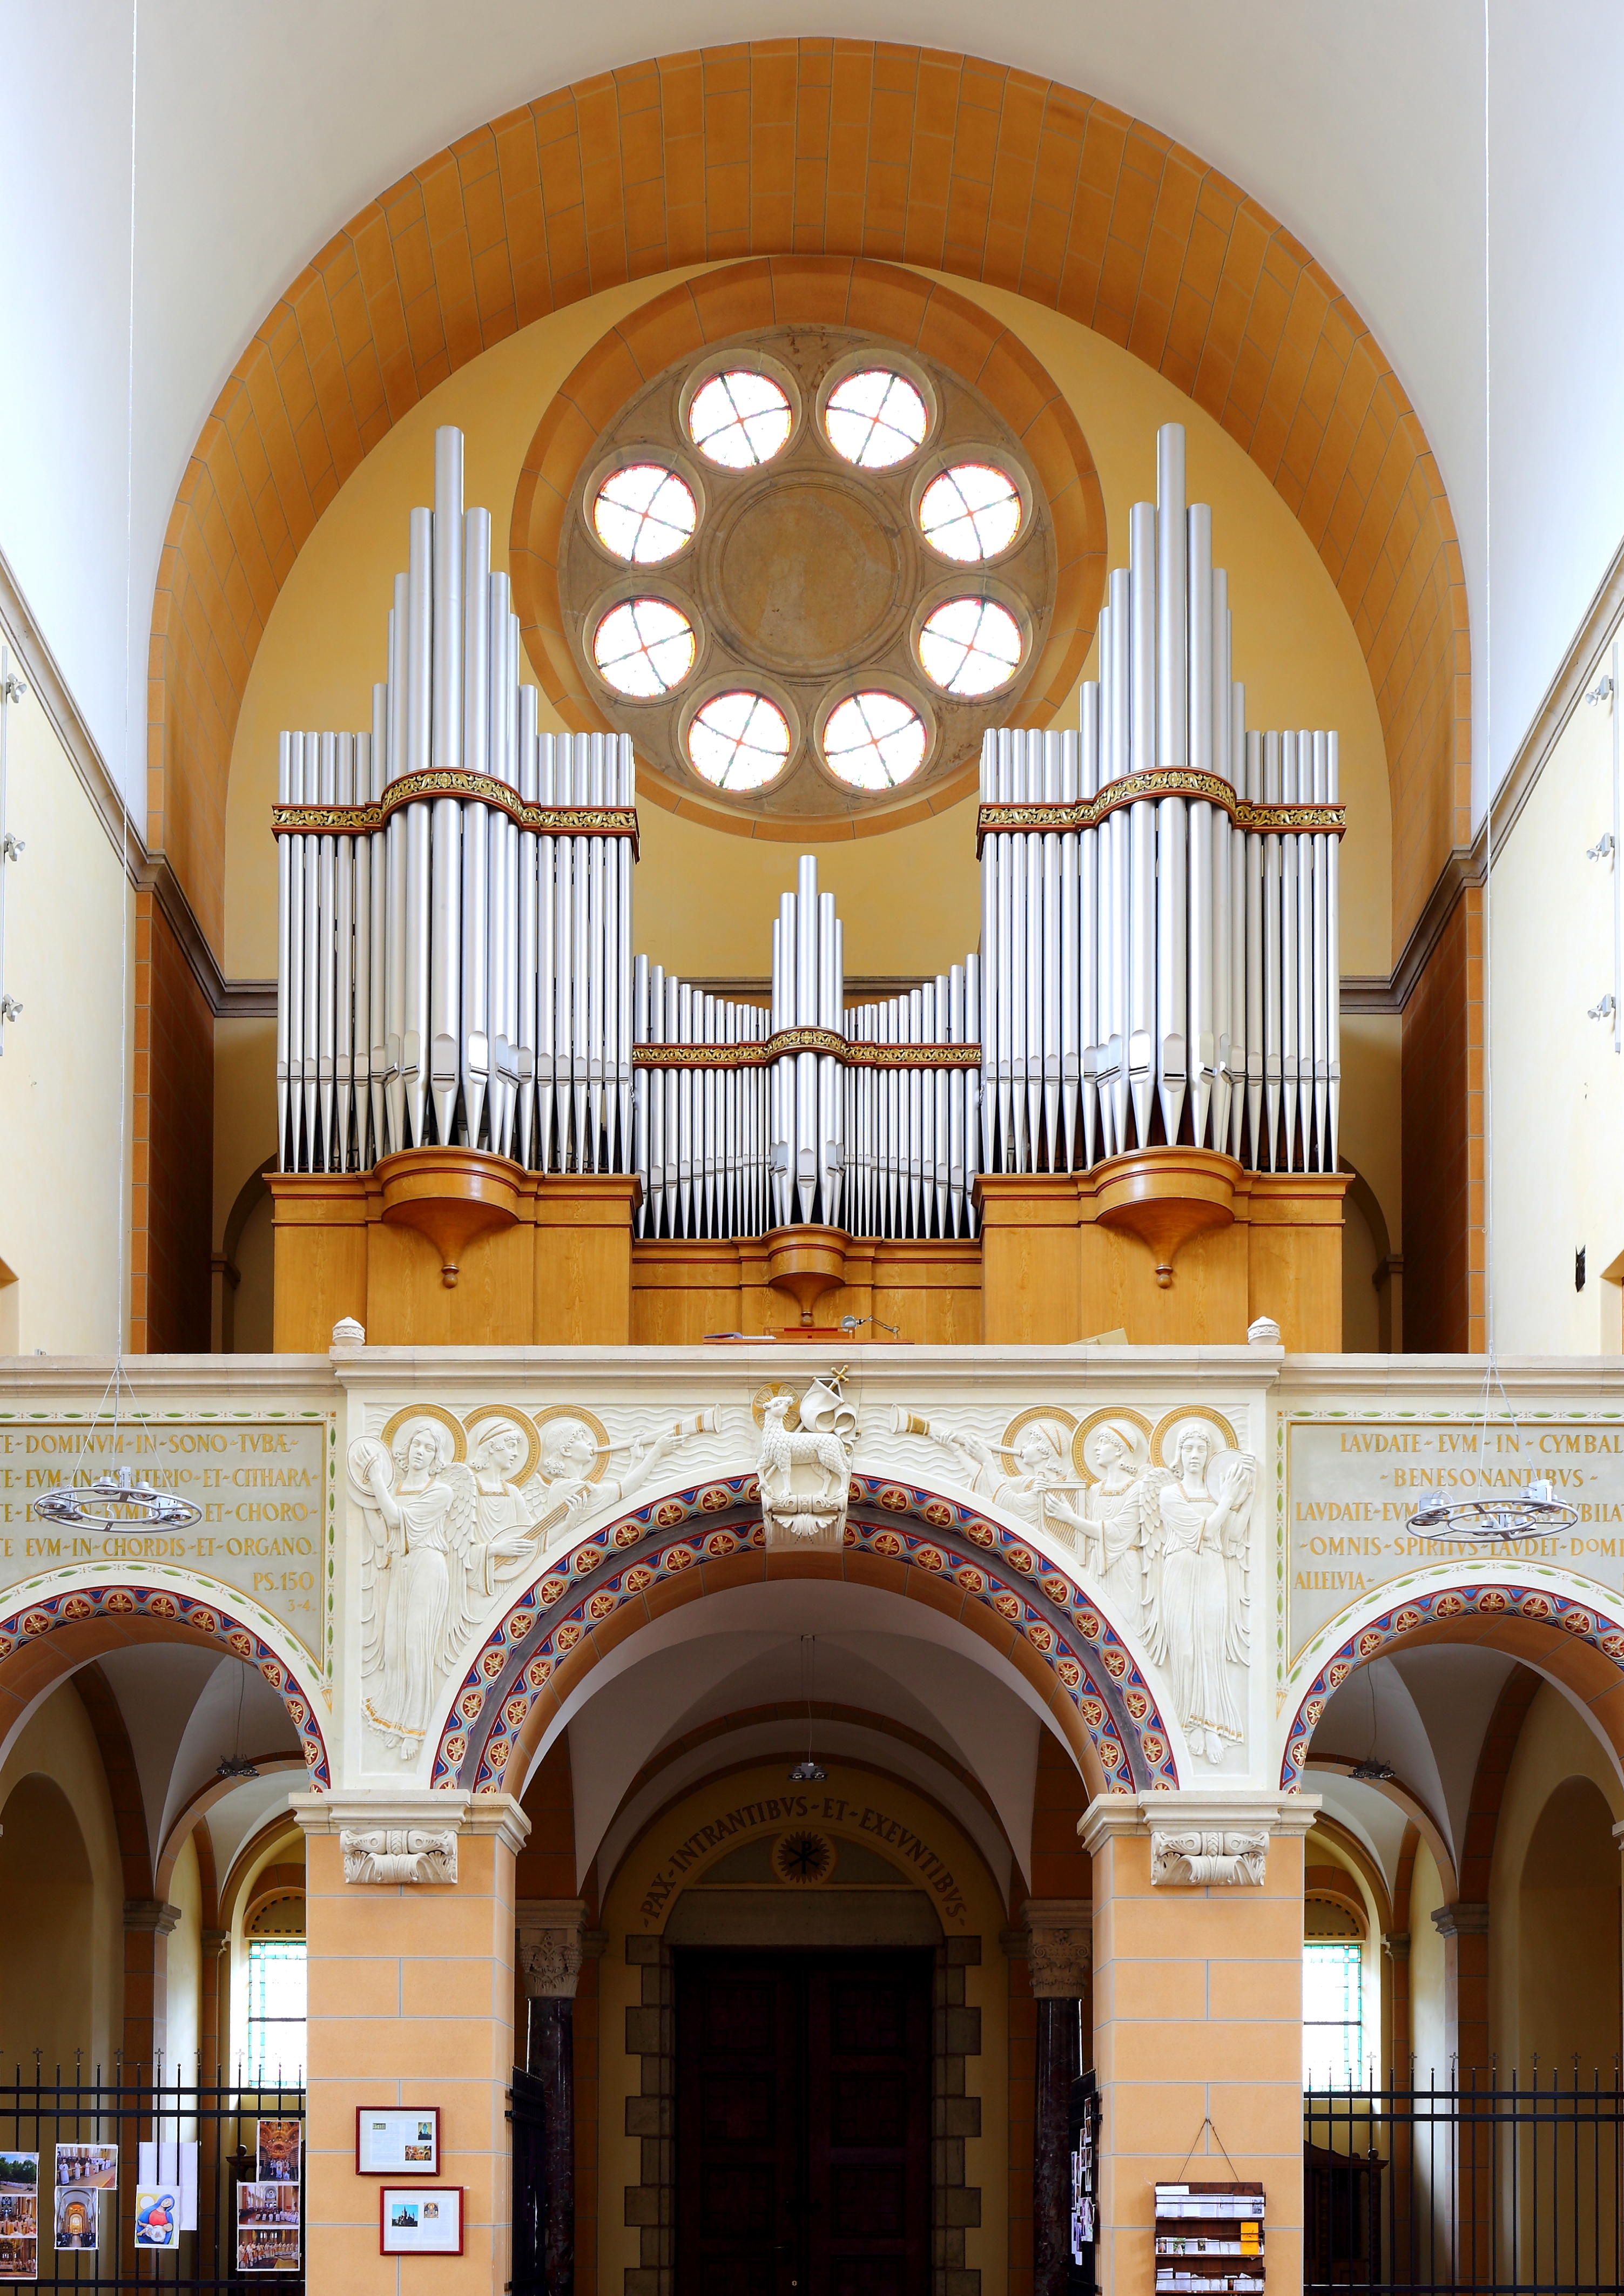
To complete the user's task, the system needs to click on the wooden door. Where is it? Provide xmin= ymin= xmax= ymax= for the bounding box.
xmin=676 ymin=1953 xmax=931 ymax=2296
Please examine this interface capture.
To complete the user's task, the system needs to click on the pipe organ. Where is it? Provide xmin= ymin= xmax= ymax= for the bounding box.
xmin=274 ymin=421 xmax=1344 ymax=1258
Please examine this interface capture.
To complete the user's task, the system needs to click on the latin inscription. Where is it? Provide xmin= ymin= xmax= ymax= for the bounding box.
xmin=0 ymin=1415 xmax=333 ymax=1672
xmin=638 ymin=1792 xmax=968 ymax=1927
xmin=1286 ymin=1416 xmax=1624 ymax=1656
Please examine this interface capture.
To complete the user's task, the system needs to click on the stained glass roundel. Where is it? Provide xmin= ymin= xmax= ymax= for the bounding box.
xmin=918 ymin=462 xmax=1023 ymax=562
xmin=687 ymin=689 xmax=793 ymax=791
xmin=821 ymin=690 xmax=928 ymax=791
xmin=918 ymin=597 xmax=1024 ymax=696
xmin=591 ymin=463 xmax=697 ymax=563
xmin=824 ymin=368 xmax=929 ymax=469
xmin=688 ymin=370 xmax=794 ymax=470
xmin=592 ymin=598 xmax=697 ymax=698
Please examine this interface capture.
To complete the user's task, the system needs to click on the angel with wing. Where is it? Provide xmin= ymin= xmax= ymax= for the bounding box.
xmin=351 ymin=1419 xmax=533 ymax=1762
xmin=1138 ymin=1420 xmax=1256 ymax=1766
xmin=1046 ymin=1419 xmax=1154 ymax=1637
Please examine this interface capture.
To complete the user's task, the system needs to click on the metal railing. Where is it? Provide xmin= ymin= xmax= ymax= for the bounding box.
xmin=1305 ymin=2071 xmax=1624 ymax=2293
xmin=0 ymin=2063 xmax=304 ymax=2292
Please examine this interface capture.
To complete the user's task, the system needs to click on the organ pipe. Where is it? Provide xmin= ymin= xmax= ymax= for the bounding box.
xmin=274 ymin=420 xmax=1341 ymax=1242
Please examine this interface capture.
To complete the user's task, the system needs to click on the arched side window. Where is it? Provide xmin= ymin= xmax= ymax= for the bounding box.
xmin=244 ymin=1892 xmax=305 ymax=2085
xmin=1304 ymin=1893 xmax=1366 ymax=2088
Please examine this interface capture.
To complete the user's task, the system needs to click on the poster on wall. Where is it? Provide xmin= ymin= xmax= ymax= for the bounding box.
xmin=254 ymin=2122 xmax=302 ymax=2184
xmin=0 ymin=2155 xmax=37 ymax=2282
xmin=133 ymin=2187 xmax=180 ymax=2250
xmin=237 ymin=2180 xmax=300 ymax=2273
xmin=52 ymin=2144 xmax=117 ymax=2253
xmin=380 ymin=2186 xmax=463 ymax=2256
xmin=356 ymin=2109 xmax=439 ymax=2176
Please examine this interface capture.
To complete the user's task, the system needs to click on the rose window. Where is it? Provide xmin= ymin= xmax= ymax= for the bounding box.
xmin=559 ymin=323 xmax=1057 ymax=821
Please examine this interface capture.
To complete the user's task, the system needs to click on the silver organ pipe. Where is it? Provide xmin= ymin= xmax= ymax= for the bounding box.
xmin=974 ymin=423 xmax=1344 ymax=1180
xmin=275 ymin=419 xmax=1339 ymax=1237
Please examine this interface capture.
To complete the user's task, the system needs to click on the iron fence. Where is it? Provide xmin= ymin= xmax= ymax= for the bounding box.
xmin=1305 ymin=2071 xmax=1624 ymax=2294
xmin=0 ymin=2064 xmax=304 ymax=2292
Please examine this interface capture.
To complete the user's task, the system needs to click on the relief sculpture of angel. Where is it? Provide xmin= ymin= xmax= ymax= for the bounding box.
xmin=1046 ymin=1419 xmax=1153 ymax=1638
xmin=1138 ymin=1420 xmax=1256 ymax=1766
xmin=350 ymin=1419 xmax=535 ymax=1763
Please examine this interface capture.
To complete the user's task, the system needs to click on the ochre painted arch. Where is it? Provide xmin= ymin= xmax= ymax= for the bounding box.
xmin=152 ymin=39 xmax=1466 ymax=958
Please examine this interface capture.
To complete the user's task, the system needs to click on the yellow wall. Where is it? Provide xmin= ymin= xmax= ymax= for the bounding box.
xmin=1491 ymin=663 xmax=1624 ymax=1351
xmin=1409 ymin=1839 xmax=1447 ymax=2080
xmin=1487 ymin=1682 xmax=1624 ymax=2071
xmin=167 ymin=1829 xmax=203 ymax=2073
xmin=223 ymin=264 xmax=1393 ymax=984
xmin=0 ymin=659 xmax=131 ymax=1351
xmin=0 ymin=1678 xmax=124 ymax=2074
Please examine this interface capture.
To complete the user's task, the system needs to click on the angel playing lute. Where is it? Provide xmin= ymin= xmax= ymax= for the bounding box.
xmin=350 ymin=1420 xmax=532 ymax=1761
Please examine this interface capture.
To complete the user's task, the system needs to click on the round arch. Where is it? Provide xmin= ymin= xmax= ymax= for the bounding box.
xmin=431 ymin=1473 xmax=1180 ymax=1798
xmin=153 ymin=40 xmax=1466 ymax=962
xmin=1281 ymin=1576 xmax=1624 ymax=1792
xmin=0 ymin=1577 xmax=331 ymax=1789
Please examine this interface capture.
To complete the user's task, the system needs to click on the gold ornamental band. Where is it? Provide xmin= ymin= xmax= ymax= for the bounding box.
xmin=273 ymin=773 xmax=639 ymax=854
xmin=632 ymin=1030 xmax=982 ymax=1071
xmin=975 ymin=769 xmax=1346 ymax=853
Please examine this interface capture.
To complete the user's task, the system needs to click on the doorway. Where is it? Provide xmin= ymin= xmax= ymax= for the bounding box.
xmin=674 ymin=1950 xmax=932 ymax=2296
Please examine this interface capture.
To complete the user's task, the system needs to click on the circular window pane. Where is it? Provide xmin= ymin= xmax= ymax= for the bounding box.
xmin=918 ymin=462 xmax=1023 ymax=562
xmin=822 ymin=691 xmax=928 ymax=791
xmin=591 ymin=462 xmax=697 ymax=563
xmin=592 ymin=598 xmax=697 ymax=698
xmin=824 ymin=368 xmax=929 ymax=469
xmin=687 ymin=370 xmax=793 ymax=469
xmin=688 ymin=690 xmax=793 ymax=790
xmin=918 ymin=597 xmax=1025 ymax=697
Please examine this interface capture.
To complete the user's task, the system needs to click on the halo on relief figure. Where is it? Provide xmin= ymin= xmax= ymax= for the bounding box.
xmin=461 ymin=1405 xmax=542 ymax=1487
xmin=378 ymin=1403 xmax=468 ymax=1465
xmin=995 ymin=1404 xmax=1077 ymax=1464
xmin=751 ymin=1381 xmax=804 ymax=1431
xmin=1069 ymin=1406 xmax=1153 ymax=1484
xmin=531 ymin=1404 xmax=611 ymax=1484
xmin=1149 ymin=1406 xmax=1241 ymax=1476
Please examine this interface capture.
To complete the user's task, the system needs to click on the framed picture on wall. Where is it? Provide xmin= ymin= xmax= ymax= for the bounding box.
xmin=379 ymin=2185 xmax=462 ymax=2256
xmin=355 ymin=2109 xmax=440 ymax=2176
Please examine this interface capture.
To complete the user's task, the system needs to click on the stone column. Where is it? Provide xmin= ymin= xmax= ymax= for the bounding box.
xmin=1081 ymin=1792 xmax=1316 ymax=2296
xmin=1023 ymin=1900 xmax=1094 ymax=2296
xmin=516 ymin=1900 xmax=589 ymax=2296
xmin=293 ymin=1791 xmax=529 ymax=2296
xmin=122 ymin=1897 xmax=181 ymax=2068
xmin=1430 ymin=1901 xmax=1491 ymax=2280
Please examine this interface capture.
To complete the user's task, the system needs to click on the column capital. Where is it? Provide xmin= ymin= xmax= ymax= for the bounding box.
xmin=1430 ymin=1901 xmax=1490 ymax=1937
xmin=516 ymin=1899 xmax=593 ymax=2000
xmin=123 ymin=1899 xmax=181 ymax=1935
xmin=1383 ymin=1930 xmax=1412 ymax=1962
xmin=1078 ymin=1789 xmax=1319 ymax=1883
xmin=1013 ymin=1899 xmax=1094 ymax=1997
xmin=289 ymin=1790 xmax=530 ymax=1881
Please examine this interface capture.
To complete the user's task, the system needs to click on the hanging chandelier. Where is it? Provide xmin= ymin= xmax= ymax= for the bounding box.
xmin=30 ymin=1363 xmax=202 ymax=1531
xmin=1407 ymin=1473 xmax=1575 ymax=1545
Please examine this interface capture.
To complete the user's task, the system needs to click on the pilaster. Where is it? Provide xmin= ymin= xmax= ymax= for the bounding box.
xmin=293 ymin=1792 xmax=529 ymax=2296
xmin=1080 ymin=1792 xmax=1316 ymax=2296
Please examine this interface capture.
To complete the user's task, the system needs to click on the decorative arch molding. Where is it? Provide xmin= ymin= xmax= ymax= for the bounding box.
xmin=0 ymin=1577 xmax=331 ymax=1789
xmin=1282 ymin=1576 xmax=1624 ymax=1792
xmin=156 ymin=39 xmax=1465 ymax=958
xmin=429 ymin=1473 xmax=1181 ymax=1797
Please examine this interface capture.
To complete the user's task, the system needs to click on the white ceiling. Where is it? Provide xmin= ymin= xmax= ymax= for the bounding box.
xmin=1 ymin=3 xmax=1617 ymax=826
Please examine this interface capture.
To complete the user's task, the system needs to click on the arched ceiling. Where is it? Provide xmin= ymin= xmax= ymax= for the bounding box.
xmin=5 ymin=2 xmax=1492 ymax=830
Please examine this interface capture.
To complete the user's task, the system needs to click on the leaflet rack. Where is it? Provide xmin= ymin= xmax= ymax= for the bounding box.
xmin=1153 ymin=2182 xmax=1265 ymax=2293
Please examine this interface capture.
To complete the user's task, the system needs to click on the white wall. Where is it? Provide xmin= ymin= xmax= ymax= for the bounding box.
xmin=0 ymin=662 xmax=130 ymax=1352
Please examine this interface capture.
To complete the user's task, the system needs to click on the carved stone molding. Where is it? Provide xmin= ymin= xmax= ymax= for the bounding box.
xmin=1430 ymin=1901 xmax=1490 ymax=1939
xmin=1383 ymin=1932 xmax=1412 ymax=1963
xmin=517 ymin=1898 xmax=589 ymax=1999
xmin=123 ymin=1899 xmax=182 ymax=1934
xmin=1020 ymin=1899 xmax=1094 ymax=1996
xmin=340 ymin=1827 xmax=459 ymax=1885
xmin=1150 ymin=1827 xmax=1268 ymax=1887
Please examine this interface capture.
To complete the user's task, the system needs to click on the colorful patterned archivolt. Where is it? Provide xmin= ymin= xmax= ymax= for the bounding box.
xmin=431 ymin=1474 xmax=1180 ymax=1794
xmin=0 ymin=1582 xmax=331 ymax=1788
xmin=1281 ymin=1580 xmax=1624 ymax=1791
